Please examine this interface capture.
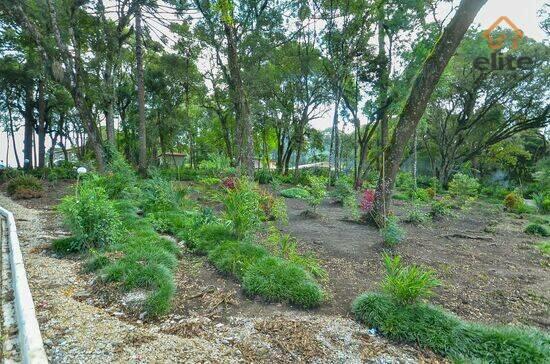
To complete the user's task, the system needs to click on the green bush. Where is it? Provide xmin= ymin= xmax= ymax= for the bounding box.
xmin=140 ymin=175 xmax=183 ymax=213
xmin=222 ymin=178 xmax=263 ymax=238
xmin=332 ymin=176 xmax=354 ymax=203
xmin=503 ymin=192 xmax=526 ymax=213
xmin=305 ymin=176 xmax=326 ymax=212
xmin=352 ymin=293 xmax=549 ymax=363
xmin=182 ymin=223 xmax=234 ymax=254
xmin=429 ymin=198 xmax=453 ymax=219
xmin=209 ymin=240 xmax=268 ymax=278
xmin=392 ymin=192 xmax=409 ymax=201
xmin=343 ymin=193 xmax=360 ymax=220
xmin=533 ymin=192 xmax=550 ymax=214
xmin=255 ymin=169 xmax=273 ymax=184
xmin=266 ymin=227 xmax=327 ymax=280
xmin=381 ymin=254 xmax=439 ymax=305
xmin=242 ymin=256 xmax=324 ymax=308
xmin=536 ymin=241 xmax=550 ymax=256
xmin=58 ymin=181 xmax=121 ymax=252
xmin=6 ymin=175 xmax=43 ymax=199
xmin=396 ymin=172 xmax=415 ymax=191
xmin=524 ymin=223 xmax=550 ymax=237
xmin=198 ymin=154 xmax=235 ymax=176
xmin=448 ymin=173 xmax=480 ymax=205
xmin=381 ymin=217 xmax=406 ymax=245
xmin=409 ymin=188 xmax=431 ymax=202
xmin=280 ymin=187 xmax=310 ymax=199
xmin=404 ymin=205 xmax=429 ymax=225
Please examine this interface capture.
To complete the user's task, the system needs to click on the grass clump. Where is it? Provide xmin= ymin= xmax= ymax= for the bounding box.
xmin=525 ymin=223 xmax=550 ymax=237
xmin=535 ymin=241 xmax=550 ymax=256
xmin=381 ymin=254 xmax=439 ymax=305
xmin=280 ymin=187 xmax=311 ymax=199
xmin=222 ymin=178 xmax=263 ymax=238
xmin=352 ymin=293 xmax=549 ymax=363
xmin=209 ymin=240 xmax=268 ymax=278
xmin=243 ymin=256 xmax=323 ymax=308
xmin=381 ymin=217 xmax=406 ymax=246
xmin=305 ymin=176 xmax=326 ymax=213
xmin=6 ymin=174 xmax=43 ymax=199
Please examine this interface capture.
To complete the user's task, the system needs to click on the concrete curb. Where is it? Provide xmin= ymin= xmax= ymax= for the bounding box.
xmin=0 ymin=206 xmax=48 ymax=364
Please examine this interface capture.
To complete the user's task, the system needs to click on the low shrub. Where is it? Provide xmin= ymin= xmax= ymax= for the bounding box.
xmin=503 ymin=192 xmax=526 ymax=213
xmin=392 ymin=192 xmax=409 ymax=201
xmin=58 ymin=181 xmax=121 ymax=252
xmin=255 ymin=169 xmax=273 ymax=184
xmin=381 ymin=254 xmax=439 ymax=305
xmin=6 ymin=175 xmax=43 ymax=199
xmin=396 ymin=172 xmax=415 ymax=191
xmin=208 ymin=240 xmax=268 ymax=278
xmin=524 ymin=223 xmax=550 ymax=237
xmin=533 ymin=192 xmax=550 ymax=214
xmin=280 ymin=187 xmax=310 ymax=199
xmin=429 ymin=198 xmax=453 ymax=219
xmin=331 ymin=176 xmax=354 ymax=203
xmin=352 ymin=293 xmax=549 ymax=363
xmin=381 ymin=217 xmax=405 ymax=246
xmin=266 ymin=227 xmax=327 ymax=280
xmin=305 ymin=176 xmax=326 ymax=212
xmin=343 ymin=193 xmax=360 ymax=220
xmin=258 ymin=189 xmax=288 ymax=223
xmin=242 ymin=256 xmax=324 ymax=308
xmin=222 ymin=178 xmax=263 ymax=238
xmin=404 ymin=205 xmax=429 ymax=225
xmin=182 ymin=223 xmax=234 ymax=254
xmin=198 ymin=177 xmax=221 ymax=186
xmin=448 ymin=173 xmax=480 ymax=206
xmin=140 ymin=175 xmax=183 ymax=213
xmin=409 ymin=188 xmax=431 ymax=202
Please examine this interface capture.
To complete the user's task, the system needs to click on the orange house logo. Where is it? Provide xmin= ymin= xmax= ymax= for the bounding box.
xmin=482 ymin=16 xmax=524 ymax=50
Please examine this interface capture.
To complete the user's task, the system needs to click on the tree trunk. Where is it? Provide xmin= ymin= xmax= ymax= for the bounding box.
xmin=372 ymin=0 xmax=487 ymax=223
xmin=135 ymin=5 xmax=147 ymax=175
xmin=37 ymin=78 xmax=46 ymax=168
xmin=23 ymin=83 xmax=34 ymax=170
xmin=6 ymin=101 xmax=21 ymax=168
xmin=328 ymin=93 xmax=341 ymax=183
xmin=223 ymin=21 xmax=254 ymax=177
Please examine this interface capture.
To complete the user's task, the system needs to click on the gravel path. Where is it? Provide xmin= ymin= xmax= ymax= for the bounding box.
xmin=0 ymin=193 xmax=444 ymax=363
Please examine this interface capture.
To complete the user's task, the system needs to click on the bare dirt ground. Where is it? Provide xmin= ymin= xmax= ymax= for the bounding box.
xmin=282 ymin=196 xmax=550 ymax=330
xmin=1 ymin=181 xmax=444 ymax=363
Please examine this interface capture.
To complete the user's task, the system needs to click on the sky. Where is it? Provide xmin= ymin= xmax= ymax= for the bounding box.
xmin=1 ymin=0 xmax=548 ymax=167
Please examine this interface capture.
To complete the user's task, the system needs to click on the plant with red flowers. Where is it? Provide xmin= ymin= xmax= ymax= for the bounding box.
xmin=222 ymin=177 xmax=236 ymax=190
xmin=360 ymin=189 xmax=376 ymax=212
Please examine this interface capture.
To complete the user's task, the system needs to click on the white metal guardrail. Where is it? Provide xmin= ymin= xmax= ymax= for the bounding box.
xmin=0 ymin=205 xmax=48 ymax=363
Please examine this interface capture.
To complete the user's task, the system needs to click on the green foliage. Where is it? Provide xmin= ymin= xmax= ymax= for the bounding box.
xmin=331 ymin=176 xmax=354 ymax=203
xmin=404 ymin=205 xmax=429 ymax=225
xmin=448 ymin=173 xmax=480 ymax=205
xmin=381 ymin=217 xmax=406 ymax=246
xmin=242 ymin=256 xmax=324 ymax=308
xmin=381 ymin=254 xmax=439 ymax=305
xmin=266 ymin=226 xmax=327 ymax=280
xmin=6 ymin=174 xmax=43 ymax=199
xmin=255 ymin=169 xmax=273 ymax=184
xmin=198 ymin=177 xmax=221 ymax=185
xmin=280 ymin=187 xmax=310 ymax=199
xmin=535 ymin=241 xmax=550 ymax=256
xmin=429 ymin=198 xmax=453 ymax=219
xmin=343 ymin=193 xmax=360 ymax=220
xmin=198 ymin=154 xmax=234 ymax=176
xmin=409 ymin=188 xmax=431 ymax=202
xmin=352 ymin=293 xmax=550 ymax=363
xmin=140 ymin=175 xmax=183 ymax=213
xmin=102 ymin=152 xmax=138 ymax=198
xmin=524 ymin=223 xmax=550 ymax=237
xmin=396 ymin=172 xmax=415 ymax=191
xmin=222 ymin=178 xmax=263 ymax=238
xmin=305 ymin=176 xmax=326 ymax=212
xmin=208 ymin=240 xmax=268 ymax=278
xmin=258 ymin=188 xmax=288 ymax=223
xmin=58 ymin=181 xmax=121 ymax=252
xmin=533 ymin=192 xmax=550 ymax=214
xmin=392 ymin=192 xmax=409 ymax=201
xmin=183 ymin=223 xmax=234 ymax=254
xmin=503 ymin=192 xmax=526 ymax=213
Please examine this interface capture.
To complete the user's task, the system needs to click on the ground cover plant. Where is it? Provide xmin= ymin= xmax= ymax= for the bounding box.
xmin=55 ymin=157 xmax=180 ymax=316
xmin=6 ymin=174 xmax=44 ymax=199
xmin=280 ymin=187 xmax=311 ymax=199
xmin=149 ymin=177 xmax=325 ymax=309
xmin=352 ymin=255 xmax=550 ymax=363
